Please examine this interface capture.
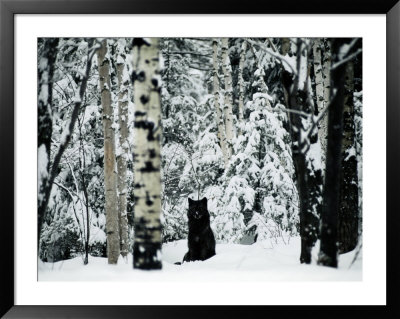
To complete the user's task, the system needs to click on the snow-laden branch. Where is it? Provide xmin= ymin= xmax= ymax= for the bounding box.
xmin=53 ymin=180 xmax=86 ymax=251
xmin=185 ymin=37 xmax=213 ymax=42
xmin=67 ymin=161 xmax=80 ymax=195
xmin=53 ymin=181 xmax=77 ymax=202
xmin=88 ymin=41 xmax=102 ymax=58
xmin=163 ymin=158 xmax=219 ymax=185
xmin=266 ymin=38 xmax=277 ymax=53
xmin=246 ymin=39 xmax=297 ymax=75
xmin=53 ymin=180 xmax=86 ymax=208
xmin=162 ymin=144 xmax=184 ymax=194
xmin=166 ymin=51 xmax=212 ymax=58
xmin=40 ymin=41 xmax=98 ymax=227
xmin=189 ymin=65 xmax=213 ymax=71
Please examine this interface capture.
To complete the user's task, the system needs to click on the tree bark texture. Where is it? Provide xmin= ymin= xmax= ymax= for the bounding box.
xmin=281 ymin=40 xmax=322 ymax=264
xmin=318 ymin=39 xmax=347 ymax=268
xmin=213 ymin=39 xmax=228 ymax=168
xmin=221 ymin=38 xmax=234 ymax=160
xmin=82 ymin=173 xmax=90 ymax=265
xmin=238 ymin=40 xmax=247 ymax=135
xmin=313 ymin=38 xmax=329 ymax=167
xmin=132 ymin=38 xmax=162 ymax=270
xmin=313 ymin=39 xmax=324 ymax=110
xmin=98 ymin=39 xmax=120 ymax=264
xmin=338 ymin=61 xmax=359 ymax=254
xmin=115 ymin=39 xmax=130 ymax=258
xmin=77 ymin=118 xmax=91 ymax=265
xmin=319 ymin=39 xmax=331 ymax=159
xmin=281 ymin=38 xmax=291 ymax=56
xmin=288 ymin=117 xmax=321 ymax=264
xmin=38 ymin=38 xmax=59 ymax=245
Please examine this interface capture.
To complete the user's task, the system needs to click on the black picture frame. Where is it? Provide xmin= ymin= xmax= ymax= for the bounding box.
xmin=1 ymin=0 xmax=399 ymax=318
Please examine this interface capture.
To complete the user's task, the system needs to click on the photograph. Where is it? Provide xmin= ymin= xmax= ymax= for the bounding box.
xmin=37 ymin=37 xmax=363 ymax=281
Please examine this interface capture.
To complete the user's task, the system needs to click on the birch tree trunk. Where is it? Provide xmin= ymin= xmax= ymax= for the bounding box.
xmin=38 ymin=38 xmax=59 ymax=245
xmin=319 ymin=39 xmax=331 ymax=158
xmin=221 ymin=38 xmax=234 ymax=160
xmin=98 ymin=39 xmax=120 ymax=264
xmin=318 ymin=39 xmax=347 ymax=268
xmin=338 ymin=61 xmax=359 ymax=254
xmin=213 ymin=39 xmax=228 ymax=168
xmin=238 ymin=40 xmax=247 ymax=135
xmin=115 ymin=39 xmax=130 ymax=258
xmin=313 ymin=39 xmax=329 ymax=166
xmin=313 ymin=39 xmax=325 ymax=111
xmin=132 ymin=38 xmax=162 ymax=270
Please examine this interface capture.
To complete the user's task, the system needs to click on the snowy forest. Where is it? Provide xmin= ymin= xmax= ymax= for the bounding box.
xmin=38 ymin=37 xmax=362 ymax=279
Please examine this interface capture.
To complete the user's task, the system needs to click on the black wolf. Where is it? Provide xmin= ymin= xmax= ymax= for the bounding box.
xmin=181 ymin=197 xmax=216 ymax=263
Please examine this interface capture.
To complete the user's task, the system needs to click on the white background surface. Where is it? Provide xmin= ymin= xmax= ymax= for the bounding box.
xmin=15 ymin=14 xmax=386 ymax=305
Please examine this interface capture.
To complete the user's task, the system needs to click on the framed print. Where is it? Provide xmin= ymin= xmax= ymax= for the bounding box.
xmin=1 ymin=0 xmax=399 ymax=318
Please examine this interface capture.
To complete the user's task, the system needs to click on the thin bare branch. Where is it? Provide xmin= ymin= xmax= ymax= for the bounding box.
xmin=331 ymin=48 xmax=362 ymax=71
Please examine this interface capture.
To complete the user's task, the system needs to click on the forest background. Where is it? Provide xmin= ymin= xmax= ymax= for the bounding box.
xmin=37 ymin=37 xmax=362 ymax=269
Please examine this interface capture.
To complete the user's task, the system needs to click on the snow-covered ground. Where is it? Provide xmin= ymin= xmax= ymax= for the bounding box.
xmin=38 ymin=237 xmax=362 ymax=281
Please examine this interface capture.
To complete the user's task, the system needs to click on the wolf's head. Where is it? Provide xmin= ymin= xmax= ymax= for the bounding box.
xmin=188 ymin=197 xmax=209 ymax=220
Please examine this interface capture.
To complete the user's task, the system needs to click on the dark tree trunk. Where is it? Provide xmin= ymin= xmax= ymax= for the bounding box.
xmin=281 ymin=40 xmax=322 ymax=264
xmin=78 ymin=117 xmax=90 ymax=265
xmin=338 ymin=61 xmax=359 ymax=254
xmin=38 ymin=38 xmax=59 ymax=245
xmin=289 ymin=120 xmax=321 ymax=264
xmin=82 ymin=175 xmax=90 ymax=265
xmin=318 ymin=38 xmax=347 ymax=268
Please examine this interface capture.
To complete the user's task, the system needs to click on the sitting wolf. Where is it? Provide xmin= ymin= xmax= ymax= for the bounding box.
xmin=181 ymin=197 xmax=216 ymax=263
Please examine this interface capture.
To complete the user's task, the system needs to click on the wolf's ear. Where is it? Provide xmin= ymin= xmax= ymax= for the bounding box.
xmin=201 ymin=197 xmax=207 ymax=205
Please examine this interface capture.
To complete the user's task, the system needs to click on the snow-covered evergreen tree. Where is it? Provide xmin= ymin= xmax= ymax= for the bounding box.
xmin=214 ymin=59 xmax=298 ymax=244
xmin=160 ymin=38 xmax=224 ymax=242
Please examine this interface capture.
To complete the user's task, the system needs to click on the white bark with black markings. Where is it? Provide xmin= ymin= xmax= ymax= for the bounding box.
xmin=320 ymin=39 xmax=331 ymax=158
xmin=132 ymin=38 xmax=162 ymax=270
xmin=313 ymin=39 xmax=325 ymax=111
xmin=221 ymin=38 xmax=235 ymax=160
xmin=212 ymin=39 xmax=228 ymax=168
xmin=238 ymin=40 xmax=247 ymax=135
